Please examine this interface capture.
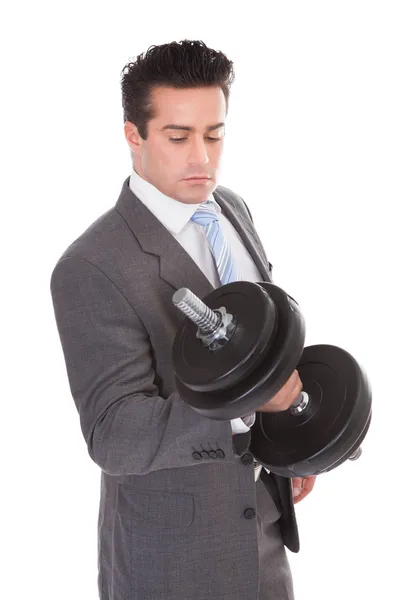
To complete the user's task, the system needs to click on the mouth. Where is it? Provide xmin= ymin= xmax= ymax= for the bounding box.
xmin=183 ymin=176 xmax=211 ymax=181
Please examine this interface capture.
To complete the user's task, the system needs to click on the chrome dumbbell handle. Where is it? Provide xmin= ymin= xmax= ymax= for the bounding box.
xmin=172 ymin=287 xmax=236 ymax=349
xmin=172 ymin=287 xmax=220 ymax=333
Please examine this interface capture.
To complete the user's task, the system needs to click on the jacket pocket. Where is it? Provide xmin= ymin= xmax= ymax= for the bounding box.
xmin=116 ymin=484 xmax=195 ymax=529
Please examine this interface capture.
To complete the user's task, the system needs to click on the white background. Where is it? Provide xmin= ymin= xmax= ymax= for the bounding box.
xmin=1 ymin=1 xmax=399 ymax=598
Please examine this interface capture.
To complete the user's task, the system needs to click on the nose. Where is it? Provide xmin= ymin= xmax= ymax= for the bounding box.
xmin=187 ymin=136 xmax=210 ymax=167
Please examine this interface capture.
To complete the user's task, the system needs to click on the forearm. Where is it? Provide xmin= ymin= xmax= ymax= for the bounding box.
xmin=88 ymin=390 xmax=236 ymax=476
xmin=50 ymin=255 xmax=237 ymax=477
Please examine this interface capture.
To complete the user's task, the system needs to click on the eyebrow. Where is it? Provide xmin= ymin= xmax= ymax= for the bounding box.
xmin=161 ymin=122 xmax=225 ymax=132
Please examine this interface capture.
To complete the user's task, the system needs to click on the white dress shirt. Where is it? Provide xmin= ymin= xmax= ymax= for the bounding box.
xmin=129 ymin=167 xmax=263 ymax=435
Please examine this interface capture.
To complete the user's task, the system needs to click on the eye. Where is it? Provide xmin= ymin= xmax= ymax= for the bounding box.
xmin=168 ymin=137 xmax=222 ymax=143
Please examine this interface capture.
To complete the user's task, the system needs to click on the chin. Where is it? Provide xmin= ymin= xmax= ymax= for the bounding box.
xmin=186 ymin=192 xmax=210 ymax=204
xmin=186 ymin=181 xmax=217 ymax=200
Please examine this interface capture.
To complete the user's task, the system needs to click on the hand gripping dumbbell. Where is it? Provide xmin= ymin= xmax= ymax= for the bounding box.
xmin=171 ymin=281 xmax=372 ymax=478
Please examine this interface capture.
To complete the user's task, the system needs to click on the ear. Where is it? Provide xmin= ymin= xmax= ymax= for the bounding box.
xmin=124 ymin=121 xmax=142 ymax=155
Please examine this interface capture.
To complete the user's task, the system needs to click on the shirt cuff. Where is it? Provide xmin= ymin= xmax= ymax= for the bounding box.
xmin=241 ymin=411 xmax=256 ymax=428
xmin=230 ymin=412 xmax=256 ymax=434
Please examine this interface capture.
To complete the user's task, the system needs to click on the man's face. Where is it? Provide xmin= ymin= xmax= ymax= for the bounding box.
xmin=125 ymin=86 xmax=227 ymax=204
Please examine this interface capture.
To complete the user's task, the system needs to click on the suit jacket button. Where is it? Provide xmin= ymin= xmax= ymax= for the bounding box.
xmin=215 ymin=449 xmax=225 ymax=459
xmin=192 ymin=452 xmax=202 ymax=460
xmin=240 ymin=453 xmax=253 ymax=465
xmin=201 ymin=450 xmax=209 ymax=459
xmin=244 ymin=508 xmax=256 ymax=519
xmin=209 ymin=450 xmax=217 ymax=459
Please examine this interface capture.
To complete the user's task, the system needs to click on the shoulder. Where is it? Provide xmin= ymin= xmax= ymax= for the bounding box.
xmin=215 ymin=184 xmax=254 ymax=223
xmin=56 ymin=204 xmax=131 ymax=256
xmin=50 ymin=206 xmax=133 ymax=278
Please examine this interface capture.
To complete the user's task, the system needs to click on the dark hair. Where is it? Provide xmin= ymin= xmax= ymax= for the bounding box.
xmin=120 ymin=39 xmax=235 ymax=139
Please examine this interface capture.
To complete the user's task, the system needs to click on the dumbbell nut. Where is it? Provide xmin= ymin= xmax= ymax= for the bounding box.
xmin=172 ymin=288 xmax=236 ymax=350
xmin=348 ymin=447 xmax=362 ymax=461
xmin=172 ymin=286 xmax=308 ymax=414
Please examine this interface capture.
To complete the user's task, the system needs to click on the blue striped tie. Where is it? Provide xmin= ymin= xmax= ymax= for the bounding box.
xmin=190 ymin=199 xmax=240 ymax=285
xmin=191 ymin=199 xmax=256 ymax=430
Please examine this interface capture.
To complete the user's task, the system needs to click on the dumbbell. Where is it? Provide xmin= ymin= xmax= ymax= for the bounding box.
xmin=171 ymin=281 xmax=372 ymax=478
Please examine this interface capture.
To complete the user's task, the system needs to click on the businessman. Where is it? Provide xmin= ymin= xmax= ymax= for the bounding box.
xmin=50 ymin=39 xmax=316 ymax=600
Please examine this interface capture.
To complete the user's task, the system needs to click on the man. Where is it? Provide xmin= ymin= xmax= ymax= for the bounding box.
xmin=50 ymin=39 xmax=316 ymax=600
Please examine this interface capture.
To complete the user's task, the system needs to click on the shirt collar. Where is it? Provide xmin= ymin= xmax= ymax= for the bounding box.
xmin=129 ymin=166 xmax=221 ymax=235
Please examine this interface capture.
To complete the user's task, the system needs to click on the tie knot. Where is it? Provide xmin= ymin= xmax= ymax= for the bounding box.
xmin=190 ymin=200 xmax=219 ymax=226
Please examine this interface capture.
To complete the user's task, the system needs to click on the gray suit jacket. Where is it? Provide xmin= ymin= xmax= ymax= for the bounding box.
xmin=50 ymin=176 xmax=299 ymax=600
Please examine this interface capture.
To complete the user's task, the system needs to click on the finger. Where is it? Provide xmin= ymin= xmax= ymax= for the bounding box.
xmin=288 ymin=370 xmax=301 ymax=389
xmin=283 ymin=379 xmax=303 ymax=410
xmin=302 ymin=475 xmax=317 ymax=495
xmin=282 ymin=371 xmax=298 ymax=393
xmin=288 ymin=372 xmax=303 ymax=396
xmin=291 ymin=477 xmax=303 ymax=499
xmin=293 ymin=488 xmax=308 ymax=504
xmin=292 ymin=379 xmax=303 ymax=399
xmin=293 ymin=476 xmax=317 ymax=504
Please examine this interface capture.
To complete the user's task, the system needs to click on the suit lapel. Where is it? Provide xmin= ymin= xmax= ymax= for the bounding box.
xmin=115 ymin=176 xmax=270 ymax=299
xmin=212 ymin=189 xmax=271 ymax=282
xmin=115 ymin=177 xmax=214 ymax=300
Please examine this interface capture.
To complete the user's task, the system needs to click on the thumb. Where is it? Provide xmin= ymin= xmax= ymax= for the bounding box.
xmin=291 ymin=477 xmax=303 ymax=497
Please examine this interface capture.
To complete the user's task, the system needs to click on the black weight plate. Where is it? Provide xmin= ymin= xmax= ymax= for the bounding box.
xmin=322 ymin=408 xmax=371 ymax=473
xmin=174 ymin=282 xmax=305 ymax=420
xmin=249 ymin=344 xmax=372 ymax=476
xmin=258 ymin=409 xmax=372 ymax=478
xmin=172 ymin=281 xmax=277 ymax=393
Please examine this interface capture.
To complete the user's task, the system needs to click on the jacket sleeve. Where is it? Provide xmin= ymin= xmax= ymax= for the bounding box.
xmin=50 ymin=256 xmax=238 ymax=476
